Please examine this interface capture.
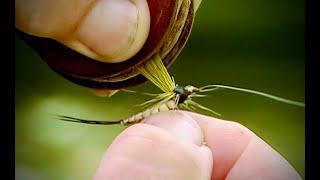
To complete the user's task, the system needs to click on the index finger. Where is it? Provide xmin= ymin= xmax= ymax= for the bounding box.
xmin=184 ymin=111 xmax=302 ymax=180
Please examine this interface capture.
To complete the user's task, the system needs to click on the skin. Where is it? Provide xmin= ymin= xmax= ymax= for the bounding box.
xmin=15 ymin=0 xmax=150 ymax=63
xmin=15 ymin=0 xmax=201 ymax=63
xmin=16 ymin=1 xmax=302 ymax=179
xmin=94 ymin=111 xmax=302 ymax=180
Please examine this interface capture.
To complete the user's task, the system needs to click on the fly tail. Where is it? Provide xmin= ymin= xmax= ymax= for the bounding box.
xmin=52 ymin=115 xmax=122 ymax=125
xmin=199 ymin=84 xmax=305 ymax=108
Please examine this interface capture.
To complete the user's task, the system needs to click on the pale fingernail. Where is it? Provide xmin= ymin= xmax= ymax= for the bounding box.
xmin=143 ymin=111 xmax=204 ymax=146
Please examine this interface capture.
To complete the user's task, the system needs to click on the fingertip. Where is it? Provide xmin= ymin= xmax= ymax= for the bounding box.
xmin=183 ymin=111 xmax=256 ymax=179
xmin=74 ymin=0 xmax=150 ymax=63
xmin=199 ymin=145 xmax=213 ymax=165
xmin=94 ymin=122 xmax=212 ymax=180
xmin=143 ymin=111 xmax=204 ymax=146
xmin=226 ymin=137 xmax=303 ymax=180
xmin=198 ymin=145 xmax=214 ymax=179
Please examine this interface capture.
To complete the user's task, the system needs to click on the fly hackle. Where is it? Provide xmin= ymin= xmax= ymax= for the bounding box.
xmin=182 ymin=99 xmax=222 ymax=117
xmin=121 ymin=89 xmax=160 ymax=97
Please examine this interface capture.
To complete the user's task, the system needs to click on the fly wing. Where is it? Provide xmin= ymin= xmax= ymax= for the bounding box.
xmin=138 ymin=54 xmax=176 ymax=93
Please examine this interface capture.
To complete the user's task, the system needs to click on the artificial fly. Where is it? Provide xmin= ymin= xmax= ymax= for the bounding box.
xmin=54 ymin=54 xmax=305 ymax=126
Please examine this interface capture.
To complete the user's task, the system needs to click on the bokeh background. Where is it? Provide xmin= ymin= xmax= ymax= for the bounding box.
xmin=15 ymin=0 xmax=305 ymax=179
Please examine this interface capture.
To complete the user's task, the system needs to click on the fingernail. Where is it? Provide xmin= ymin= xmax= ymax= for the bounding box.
xmin=143 ymin=111 xmax=204 ymax=146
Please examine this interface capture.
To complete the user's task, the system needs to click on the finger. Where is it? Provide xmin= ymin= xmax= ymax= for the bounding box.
xmin=143 ymin=111 xmax=213 ymax=179
xmin=185 ymin=111 xmax=302 ymax=180
xmin=15 ymin=0 xmax=150 ymax=63
xmin=225 ymin=136 xmax=302 ymax=180
xmin=94 ymin=111 xmax=213 ymax=180
xmin=143 ymin=111 xmax=205 ymax=146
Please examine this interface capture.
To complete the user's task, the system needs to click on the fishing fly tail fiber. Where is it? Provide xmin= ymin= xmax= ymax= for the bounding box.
xmin=53 ymin=115 xmax=122 ymax=125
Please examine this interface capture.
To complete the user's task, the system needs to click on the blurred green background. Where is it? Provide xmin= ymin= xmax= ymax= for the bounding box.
xmin=15 ymin=0 xmax=305 ymax=179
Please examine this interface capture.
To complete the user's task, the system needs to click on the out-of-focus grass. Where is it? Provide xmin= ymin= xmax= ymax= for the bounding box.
xmin=15 ymin=0 xmax=304 ymax=179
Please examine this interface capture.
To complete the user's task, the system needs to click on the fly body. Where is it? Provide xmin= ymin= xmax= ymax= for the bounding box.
xmin=56 ymin=85 xmax=202 ymax=126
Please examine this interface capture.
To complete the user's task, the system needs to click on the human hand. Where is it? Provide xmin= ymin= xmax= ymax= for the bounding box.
xmin=15 ymin=0 xmax=203 ymax=97
xmin=15 ymin=0 xmax=202 ymax=63
xmin=94 ymin=111 xmax=302 ymax=180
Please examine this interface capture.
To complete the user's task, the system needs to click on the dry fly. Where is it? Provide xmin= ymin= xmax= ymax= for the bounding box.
xmin=54 ymin=55 xmax=305 ymax=126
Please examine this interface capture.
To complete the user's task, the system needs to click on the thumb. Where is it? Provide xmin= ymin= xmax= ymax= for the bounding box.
xmin=15 ymin=0 xmax=150 ymax=63
xmin=94 ymin=111 xmax=213 ymax=180
xmin=143 ymin=110 xmax=213 ymax=178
